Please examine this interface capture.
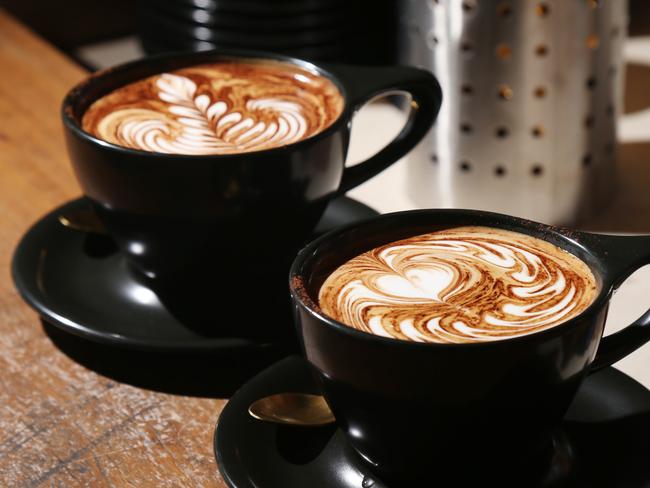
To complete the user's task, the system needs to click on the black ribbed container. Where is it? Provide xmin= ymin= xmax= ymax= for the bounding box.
xmin=136 ymin=0 xmax=397 ymax=65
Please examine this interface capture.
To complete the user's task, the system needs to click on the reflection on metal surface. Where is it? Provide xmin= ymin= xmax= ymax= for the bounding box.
xmin=248 ymin=393 xmax=335 ymax=427
xmin=58 ymin=208 xmax=107 ymax=234
xmin=398 ymin=0 xmax=627 ymax=224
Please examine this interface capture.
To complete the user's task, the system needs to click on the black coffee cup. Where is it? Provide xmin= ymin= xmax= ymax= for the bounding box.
xmin=61 ymin=50 xmax=441 ymax=283
xmin=290 ymin=209 xmax=650 ymax=483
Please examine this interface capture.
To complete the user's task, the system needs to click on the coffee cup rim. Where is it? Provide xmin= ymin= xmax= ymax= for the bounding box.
xmin=289 ymin=208 xmax=613 ymax=349
xmin=61 ymin=48 xmax=349 ymax=160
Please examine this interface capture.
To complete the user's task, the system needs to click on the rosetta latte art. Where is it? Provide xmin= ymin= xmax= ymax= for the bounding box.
xmin=81 ymin=62 xmax=343 ymax=155
xmin=319 ymin=227 xmax=598 ymax=344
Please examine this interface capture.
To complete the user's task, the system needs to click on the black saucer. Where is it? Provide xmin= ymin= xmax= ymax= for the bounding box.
xmin=12 ymin=196 xmax=377 ymax=352
xmin=215 ymin=356 xmax=650 ymax=488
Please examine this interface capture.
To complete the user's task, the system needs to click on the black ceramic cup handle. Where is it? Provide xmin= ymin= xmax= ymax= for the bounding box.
xmin=324 ymin=64 xmax=442 ymax=194
xmin=585 ymin=233 xmax=650 ymax=372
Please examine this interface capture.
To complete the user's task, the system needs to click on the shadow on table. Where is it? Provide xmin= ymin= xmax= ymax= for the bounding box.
xmin=42 ymin=320 xmax=291 ymax=398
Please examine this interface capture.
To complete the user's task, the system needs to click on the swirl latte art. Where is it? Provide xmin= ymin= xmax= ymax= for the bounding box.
xmin=319 ymin=227 xmax=598 ymax=344
xmin=82 ymin=61 xmax=343 ymax=154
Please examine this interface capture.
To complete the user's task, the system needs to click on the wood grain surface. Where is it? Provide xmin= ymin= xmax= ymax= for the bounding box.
xmin=0 ymin=12 xmax=230 ymax=487
xmin=2 ymin=8 xmax=650 ymax=488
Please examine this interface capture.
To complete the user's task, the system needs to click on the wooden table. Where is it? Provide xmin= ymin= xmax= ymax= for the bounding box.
xmin=3 ymin=9 xmax=650 ymax=488
xmin=0 ymin=12 xmax=229 ymax=487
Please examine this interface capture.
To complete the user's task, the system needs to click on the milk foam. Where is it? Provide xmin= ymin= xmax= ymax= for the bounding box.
xmin=82 ymin=62 xmax=343 ymax=155
xmin=318 ymin=227 xmax=598 ymax=344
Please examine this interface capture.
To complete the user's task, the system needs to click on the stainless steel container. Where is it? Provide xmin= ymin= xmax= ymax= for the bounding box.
xmin=398 ymin=0 xmax=627 ymax=224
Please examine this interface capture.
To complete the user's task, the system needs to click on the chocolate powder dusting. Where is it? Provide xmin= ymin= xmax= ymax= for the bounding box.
xmin=291 ymin=275 xmax=324 ymax=315
xmin=81 ymin=61 xmax=343 ymax=155
xmin=318 ymin=226 xmax=598 ymax=344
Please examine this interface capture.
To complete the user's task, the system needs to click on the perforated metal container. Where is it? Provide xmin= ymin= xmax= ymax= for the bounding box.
xmin=398 ymin=0 xmax=627 ymax=224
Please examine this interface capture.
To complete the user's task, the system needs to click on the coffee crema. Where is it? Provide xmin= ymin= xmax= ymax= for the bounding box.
xmin=82 ymin=61 xmax=343 ymax=155
xmin=318 ymin=227 xmax=598 ymax=344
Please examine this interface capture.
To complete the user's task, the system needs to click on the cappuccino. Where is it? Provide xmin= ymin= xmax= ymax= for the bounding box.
xmin=319 ymin=226 xmax=598 ymax=344
xmin=82 ymin=61 xmax=343 ymax=154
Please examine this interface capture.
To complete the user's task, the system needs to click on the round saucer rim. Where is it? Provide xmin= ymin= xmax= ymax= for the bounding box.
xmin=213 ymin=355 xmax=650 ymax=488
xmin=12 ymin=197 xmax=377 ymax=352
xmin=10 ymin=199 xmax=276 ymax=352
xmin=214 ymin=356 xmax=305 ymax=488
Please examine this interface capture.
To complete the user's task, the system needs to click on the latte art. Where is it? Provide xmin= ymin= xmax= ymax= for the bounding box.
xmin=319 ymin=227 xmax=598 ymax=344
xmin=82 ymin=61 xmax=343 ymax=154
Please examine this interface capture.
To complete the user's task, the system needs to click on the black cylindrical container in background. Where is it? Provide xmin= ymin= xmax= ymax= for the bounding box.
xmin=136 ymin=0 xmax=397 ymax=65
